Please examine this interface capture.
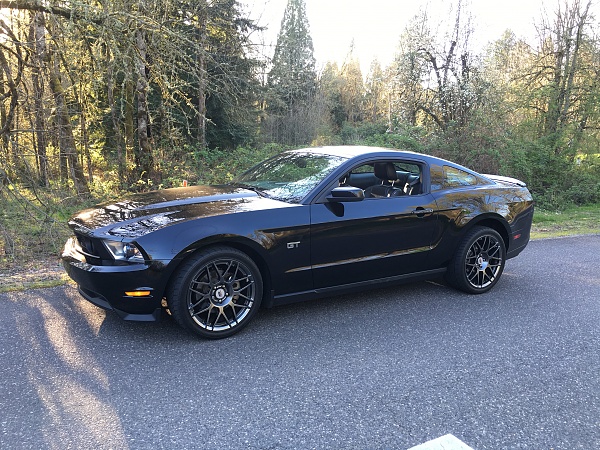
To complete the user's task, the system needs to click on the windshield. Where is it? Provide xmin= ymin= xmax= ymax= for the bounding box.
xmin=234 ymin=151 xmax=348 ymax=203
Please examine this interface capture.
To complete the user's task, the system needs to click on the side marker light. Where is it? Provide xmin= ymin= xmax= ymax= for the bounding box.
xmin=125 ymin=290 xmax=152 ymax=297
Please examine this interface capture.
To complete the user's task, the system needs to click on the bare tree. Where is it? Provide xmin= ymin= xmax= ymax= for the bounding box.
xmin=538 ymin=0 xmax=593 ymax=144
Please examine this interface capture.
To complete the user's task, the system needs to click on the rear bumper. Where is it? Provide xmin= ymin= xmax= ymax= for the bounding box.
xmin=62 ymin=238 xmax=164 ymax=321
xmin=507 ymin=204 xmax=534 ymax=259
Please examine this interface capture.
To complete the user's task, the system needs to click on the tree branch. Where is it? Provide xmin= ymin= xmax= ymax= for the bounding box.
xmin=0 ymin=0 xmax=102 ymax=24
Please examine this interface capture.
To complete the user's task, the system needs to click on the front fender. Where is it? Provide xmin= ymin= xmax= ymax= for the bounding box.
xmin=136 ymin=206 xmax=312 ymax=299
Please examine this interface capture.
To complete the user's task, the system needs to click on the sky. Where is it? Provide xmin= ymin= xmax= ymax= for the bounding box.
xmin=242 ymin=0 xmax=599 ymax=74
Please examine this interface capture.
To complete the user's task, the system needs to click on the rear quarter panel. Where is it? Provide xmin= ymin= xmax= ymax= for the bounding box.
xmin=431 ymin=184 xmax=533 ymax=267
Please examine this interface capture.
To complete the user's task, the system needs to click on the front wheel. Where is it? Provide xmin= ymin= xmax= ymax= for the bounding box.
xmin=446 ymin=226 xmax=506 ymax=294
xmin=167 ymin=246 xmax=263 ymax=339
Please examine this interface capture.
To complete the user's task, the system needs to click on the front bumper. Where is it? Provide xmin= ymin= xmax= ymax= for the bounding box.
xmin=62 ymin=237 xmax=164 ymax=321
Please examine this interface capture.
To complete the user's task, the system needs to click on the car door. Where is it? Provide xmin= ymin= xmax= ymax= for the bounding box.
xmin=309 ymin=160 xmax=440 ymax=289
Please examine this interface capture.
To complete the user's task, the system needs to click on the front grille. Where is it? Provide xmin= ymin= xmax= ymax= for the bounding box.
xmin=75 ymin=234 xmax=105 ymax=264
xmin=77 ymin=235 xmax=97 ymax=256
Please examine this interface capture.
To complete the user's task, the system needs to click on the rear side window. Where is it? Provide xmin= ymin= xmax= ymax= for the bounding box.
xmin=442 ymin=166 xmax=478 ymax=188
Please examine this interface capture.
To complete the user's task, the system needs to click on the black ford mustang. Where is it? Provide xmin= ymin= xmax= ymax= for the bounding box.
xmin=63 ymin=146 xmax=534 ymax=338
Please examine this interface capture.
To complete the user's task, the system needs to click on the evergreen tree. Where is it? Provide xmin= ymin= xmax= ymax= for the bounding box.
xmin=318 ymin=62 xmax=345 ymax=132
xmin=263 ymin=0 xmax=317 ymax=144
xmin=364 ymin=59 xmax=387 ymax=124
xmin=388 ymin=12 xmax=431 ymax=127
xmin=267 ymin=0 xmax=316 ymax=113
xmin=339 ymin=51 xmax=364 ymax=124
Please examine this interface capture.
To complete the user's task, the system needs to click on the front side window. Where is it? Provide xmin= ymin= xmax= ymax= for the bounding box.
xmin=350 ymin=161 xmax=421 ymax=176
xmin=342 ymin=160 xmax=423 ymax=197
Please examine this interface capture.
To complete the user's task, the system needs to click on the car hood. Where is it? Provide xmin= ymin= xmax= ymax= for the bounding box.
xmin=68 ymin=185 xmax=289 ymax=239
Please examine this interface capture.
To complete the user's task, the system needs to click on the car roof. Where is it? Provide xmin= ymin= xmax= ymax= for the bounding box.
xmin=292 ymin=145 xmax=407 ymax=158
xmin=289 ymin=145 xmax=450 ymax=166
xmin=288 ymin=146 xmax=494 ymax=183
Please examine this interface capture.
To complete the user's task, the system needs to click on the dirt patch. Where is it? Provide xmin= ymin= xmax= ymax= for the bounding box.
xmin=0 ymin=257 xmax=69 ymax=292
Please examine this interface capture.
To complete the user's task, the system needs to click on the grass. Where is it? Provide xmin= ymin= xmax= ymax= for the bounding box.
xmin=531 ymin=203 xmax=600 ymax=239
xmin=0 ymin=185 xmax=83 ymax=270
xmin=0 ymin=276 xmax=71 ymax=294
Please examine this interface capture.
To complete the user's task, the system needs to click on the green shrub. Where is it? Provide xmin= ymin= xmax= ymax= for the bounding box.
xmin=338 ymin=121 xmax=425 ymax=152
xmin=563 ymin=164 xmax=600 ymax=206
xmin=191 ymin=144 xmax=287 ymax=185
xmin=500 ymin=138 xmax=600 ymax=210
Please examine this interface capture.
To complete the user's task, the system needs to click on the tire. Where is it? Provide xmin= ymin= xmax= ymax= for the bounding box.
xmin=167 ymin=246 xmax=263 ymax=339
xmin=446 ymin=226 xmax=506 ymax=294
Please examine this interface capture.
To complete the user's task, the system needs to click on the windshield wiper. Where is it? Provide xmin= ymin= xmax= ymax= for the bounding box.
xmin=232 ymin=182 xmax=270 ymax=198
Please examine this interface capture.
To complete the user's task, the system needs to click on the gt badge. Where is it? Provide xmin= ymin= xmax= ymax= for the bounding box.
xmin=287 ymin=241 xmax=300 ymax=249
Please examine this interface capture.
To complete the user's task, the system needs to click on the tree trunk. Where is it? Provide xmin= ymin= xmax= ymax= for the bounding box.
xmin=47 ymin=39 xmax=89 ymax=195
xmin=0 ymin=68 xmax=9 ymax=162
xmin=196 ymin=5 xmax=208 ymax=148
xmin=80 ymin=107 xmax=93 ymax=183
xmin=125 ymin=77 xmax=135 ymax=178
xmin=0 ymin=45 xmax=18 ymax=144
xmin=134 ymin=26 xmax=153 ymax=181
xmin=29 ymin=11 xmax=48 ymax=186
xmin=198 ymin=58 xmax=207 ymax=148
xmin=106 ymin=50 xmax=125 ymax=181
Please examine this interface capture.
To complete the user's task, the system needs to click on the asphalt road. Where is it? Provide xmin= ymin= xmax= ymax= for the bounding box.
xmin=1 ymin=235 xmax=599 ymax=450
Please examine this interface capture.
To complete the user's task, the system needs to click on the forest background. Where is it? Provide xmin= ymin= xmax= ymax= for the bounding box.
xmin=0 ymin=0 xmax=599 ymax=268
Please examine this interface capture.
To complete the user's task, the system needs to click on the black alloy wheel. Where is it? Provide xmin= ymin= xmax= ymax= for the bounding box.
xmin=168 ymin=246 xmax=263 ymax=339
xmin=446 ymin=226 xmax=506 ymax=294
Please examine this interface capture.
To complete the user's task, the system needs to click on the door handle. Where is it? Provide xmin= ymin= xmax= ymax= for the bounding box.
xmin=411 ymin=207 xmax=434 ymax=216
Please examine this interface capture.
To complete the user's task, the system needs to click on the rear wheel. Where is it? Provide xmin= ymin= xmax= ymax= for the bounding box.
xmin=446 ymin=226 xmax=506 ymax=294
xmin=168 ymin=246 xmax=263 ymax=339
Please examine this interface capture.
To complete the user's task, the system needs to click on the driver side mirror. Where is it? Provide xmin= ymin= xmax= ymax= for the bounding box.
xmin=327 ymin=186 xmax=365 ymax=202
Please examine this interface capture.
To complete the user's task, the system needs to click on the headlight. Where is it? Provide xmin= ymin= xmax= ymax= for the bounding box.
xmin=103 ymin=240 xmax=145 ymax=263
